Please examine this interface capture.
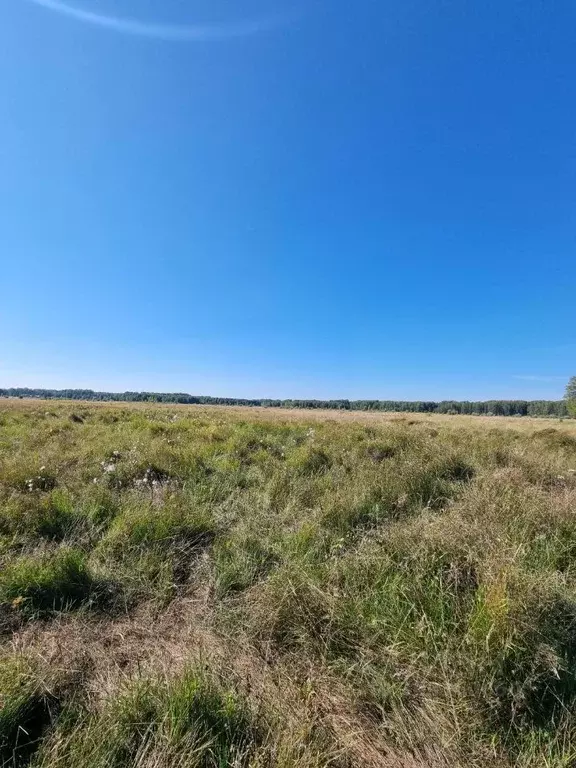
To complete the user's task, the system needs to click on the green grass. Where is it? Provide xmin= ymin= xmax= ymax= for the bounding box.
xmin=0 ymin=400 xmax=576 ymax=766
xmin=0 ymin=654 xmax=60 ymax=767
xmin=34 ymin=666 xmax=261 ymax=768
xmin=0 ymin=547 xmax=113 ymax=618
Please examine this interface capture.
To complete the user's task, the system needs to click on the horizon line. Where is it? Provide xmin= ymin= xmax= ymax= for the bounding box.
xmin=0 ymin=386 xmax=568 ymax=404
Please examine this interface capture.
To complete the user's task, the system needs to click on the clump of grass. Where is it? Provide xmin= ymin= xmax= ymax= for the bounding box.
xmin=36 ymin=666 xmax=261 ymax=768
xmin=213 ymin=532 xmax=279 ymax=596
xmin=80 ymin=486 xmax=120 ymax=529
xmin=0 ymin=466 xmax=58 ymax=495
xmin=286 ymin=445 xmax=332 ymax=475
xmin=104 ymin=461 xmax=176 ymax=491
xmin=321 ymin=449 xmax=475 ymax=534
xmin=0 ymin=490 xmax=86 ymax=545
xmin=96 ymin=499 xmax=215 ymax=599
xmin=364 ymin=441 xmax=397 ymax=462
xmin=246 ymin=562 xmax=353 ymax=656
xmin=249 ymin=536 xmax=479 ymax=665
xmin=102 ymin=501 xmax=213 ymax=550
xmin=533 ymin=428 xmax=576 ymax=451
xmin=0 ymin=654 xmax=60 ymax=766
xmin=0 ymin=547 xmax=111 ymax=617
xmin=485 ymin=589 xmax=576 ymax=734
xmin=29 ymin=491 xmax=79 ymax=541
xmin=23 ymin=473 xmax=58 ymax=493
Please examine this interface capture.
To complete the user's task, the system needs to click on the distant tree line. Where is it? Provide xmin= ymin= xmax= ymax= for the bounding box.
xmin=0 ymin=388 xmax=571 ymax=417
xmin=350 ymin=399 xmax=570 ymax=417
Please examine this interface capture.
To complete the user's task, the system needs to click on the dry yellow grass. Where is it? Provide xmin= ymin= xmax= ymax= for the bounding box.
xmin=3 ymin=395 xmax=575 ymax=431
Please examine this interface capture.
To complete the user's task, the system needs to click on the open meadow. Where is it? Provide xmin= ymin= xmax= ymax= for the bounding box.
xmin=1 ymin=399 xmax=576 ymax=767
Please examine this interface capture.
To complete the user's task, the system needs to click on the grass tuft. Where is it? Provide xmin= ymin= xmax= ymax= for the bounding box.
xmin=0 ymin=548 xmax=113 ymax=617
xmin=36 ymin=666 xmax=261 ymax=768
xmin=0 ymin=654 xmax=60 ymax=767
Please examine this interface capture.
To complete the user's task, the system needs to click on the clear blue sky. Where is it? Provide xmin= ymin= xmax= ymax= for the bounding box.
xmin=1 ymin=0 xmax=574 ymax=400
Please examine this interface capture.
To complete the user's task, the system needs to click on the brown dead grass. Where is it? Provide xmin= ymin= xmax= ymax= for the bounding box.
xmin=10 ymin=593 xmax=427 ymax=767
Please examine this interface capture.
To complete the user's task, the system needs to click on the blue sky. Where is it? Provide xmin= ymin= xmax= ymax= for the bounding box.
xmin=1 ymin=0 xmax=574 ymax=400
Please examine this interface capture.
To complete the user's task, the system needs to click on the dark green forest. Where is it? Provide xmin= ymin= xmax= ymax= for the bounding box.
xmin=0 ymin=388 xmax=571 ymax=417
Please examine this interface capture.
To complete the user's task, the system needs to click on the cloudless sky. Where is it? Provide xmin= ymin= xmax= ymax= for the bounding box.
xmin=1 ymin=0 xmax=575 ymax=400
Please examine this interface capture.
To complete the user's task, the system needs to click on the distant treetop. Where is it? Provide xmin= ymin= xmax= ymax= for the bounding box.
xmin=566 ymin=376 xmax=576 ymax=417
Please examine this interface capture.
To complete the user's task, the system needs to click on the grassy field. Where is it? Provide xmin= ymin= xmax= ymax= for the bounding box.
xmin=1 ymin=400 xmax=576 ymax=767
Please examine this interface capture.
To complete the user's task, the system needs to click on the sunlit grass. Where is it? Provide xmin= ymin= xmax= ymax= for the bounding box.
xmin=0 ymin=399 xmax=576 ymax=766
